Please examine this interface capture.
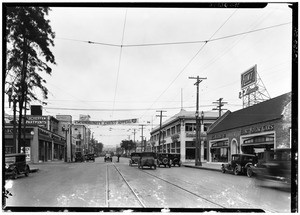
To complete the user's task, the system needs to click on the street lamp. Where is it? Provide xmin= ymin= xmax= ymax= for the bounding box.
xmin=7 ymin=88 xmax=22 ymax=153
xmin=195 ymin=111 xmax=202 ymax=166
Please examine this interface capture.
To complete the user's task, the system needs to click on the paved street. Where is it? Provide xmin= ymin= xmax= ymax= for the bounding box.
xmin=4 ymin=156 xmax=291 ymax=212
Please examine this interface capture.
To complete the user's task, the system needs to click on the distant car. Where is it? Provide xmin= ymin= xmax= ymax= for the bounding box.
xmin=221 ymin=154 xmax=258 ymax=177
xmin=138 ymin=152 xmax=157 ymax=169
xmin=129 ymin=152 xmax=141 ymax=166
xmin=251 ymin=148 xmax=291 ymax=190
xmin=75 ymin=152 xmax=85 ymax=162
xmin=5 ymin=153 xmax=30 ymax=179
xmin=169 ymin=153 xmax=182 ymax=167
xmin=157 ymin=153 xmax=172 ymax=168
xmin=85 ymin=153 xmax=95 ymax=162
xmin=104 ymin=154 xmax=112 ymax=162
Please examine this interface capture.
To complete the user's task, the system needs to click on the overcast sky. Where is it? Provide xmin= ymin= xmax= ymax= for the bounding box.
xmin=4 ymin=3 xmax=293 ymax=147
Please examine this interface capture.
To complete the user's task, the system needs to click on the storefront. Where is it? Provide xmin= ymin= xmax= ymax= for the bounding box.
xmin=4 ymin=125 xmax=66 ymax=163
xmin=207 ymin=92 xmax=291 ymax=163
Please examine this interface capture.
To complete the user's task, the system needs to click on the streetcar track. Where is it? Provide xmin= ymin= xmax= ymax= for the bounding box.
xmin=105 ymin=163 xmax=145 ymax=208
xmin=106 ymin=162 xmax=275 ymax=212
xmin=139 ymin=169 xmax=225 ymax=208
xmin=139 ymin=169 xmax=276 ymax=212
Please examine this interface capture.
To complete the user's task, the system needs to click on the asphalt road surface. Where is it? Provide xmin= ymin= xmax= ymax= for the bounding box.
xmin=4 ymin=156 xmax=291 ymax=212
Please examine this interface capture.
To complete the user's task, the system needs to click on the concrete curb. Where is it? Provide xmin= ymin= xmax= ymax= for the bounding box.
xmin=183 ymin=165 xmax=221 ymax=172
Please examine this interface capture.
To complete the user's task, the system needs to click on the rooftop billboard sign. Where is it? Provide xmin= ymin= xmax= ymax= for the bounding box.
xmin=241 ymin=65 xmax=257 ymax=89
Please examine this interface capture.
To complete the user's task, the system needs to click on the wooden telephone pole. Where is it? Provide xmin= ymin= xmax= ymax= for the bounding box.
xmin=156 ymin=110 xmax=167 ymax=153
xmin=212 ymin=98 xmax=227 ymax=117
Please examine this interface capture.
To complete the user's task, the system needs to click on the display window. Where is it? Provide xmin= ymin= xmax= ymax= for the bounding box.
xmin=210 ymin=140 xmax=229 ymax=162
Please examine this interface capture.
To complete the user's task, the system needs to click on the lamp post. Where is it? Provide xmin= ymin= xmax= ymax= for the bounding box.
xmin=195 ymin=111 xmax=201 ymax=166
xmin=7 ymin=88 xmax=22 ymax=153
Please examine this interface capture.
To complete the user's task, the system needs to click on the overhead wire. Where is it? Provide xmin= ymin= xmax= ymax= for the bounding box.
xmin=56 ymin=22 xmax=291 ymax=48
xmin=112 ymin=9 xmax=128 ymax=118
xmin=142 ymin=9 xmax=238 ymax=121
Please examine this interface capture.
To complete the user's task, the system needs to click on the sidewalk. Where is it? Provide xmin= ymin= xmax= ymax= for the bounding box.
xmin=183 ymin=161 xmax=222 ymax=172
xmin=28 ymin=160 xmax=66 ymax=173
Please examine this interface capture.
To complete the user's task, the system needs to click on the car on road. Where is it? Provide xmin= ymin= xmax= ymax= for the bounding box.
xmin=138 ymin=152 xmax=157 ymax=169
xmin=5 ymin=153 xmax=30 ymax=179
xmin=221 ymin=154 xmax=258 ymax=177
xmin=251 ymin=148 xmax=291 ymax=191
xmin=129 ymin=152 xmax=141 ymax=166
xmin=104 ymin=153 xmax=112 ymax=162
xmin=85 ymin=153 xmax=95 ymax=162
xmin=75 ymin=152 xmax=85 ymax=162
xmin=169 ymin=153 xmax=182 ymax=167
xmin=157 ymin=153 xmax=172 ymax=168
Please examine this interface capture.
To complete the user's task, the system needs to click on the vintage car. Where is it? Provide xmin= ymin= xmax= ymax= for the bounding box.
xmin=104 ymin=153 xmax=112 ymax=162
xmin=85 ymin=153 xmax=95 ymax=162
xmin=5 ymin=153 xmax=30 ymax=179
xmin=251 ymin=148 xmax=291 ymax=191
xmin=129 ymin=152 xmax=141 ymax=166
xmin=221 ymin=154 xmax=258 ymax=177
xmin=157 ymin=153 xmax=172 ymax=168
xmin=169 ymin=153 xmax=182 ymax=167
xmin=138 ymin=152 xmax=157 ymax=169
xmin=75 ymin=152 xmax=85 ymax=162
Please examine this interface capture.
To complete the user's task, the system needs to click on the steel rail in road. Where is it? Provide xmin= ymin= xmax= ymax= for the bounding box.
xmin=140 ymin=169 xmax=226 ymax=208
xmin=112 ymin=163 xmax=146 ymax=208
xmin=105 ymin=165 xmax=109 ymax=207
xmin=105 ymin=162 xmax=145 ymax=208
xmin=139 ymin=169 xmax=276 ymax=212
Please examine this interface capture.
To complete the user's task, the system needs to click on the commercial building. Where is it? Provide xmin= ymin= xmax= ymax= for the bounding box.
xmin=207 ymin=92 xmax=291 ymax=163
xmin=4 ymin=106 xmax=90 ymax=163
xmin=150 ymin=109 xmax=219 ymax=162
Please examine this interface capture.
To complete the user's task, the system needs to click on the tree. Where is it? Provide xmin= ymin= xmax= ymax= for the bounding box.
xmin=120 ymin=140 xmax=136 ymax=156
xmin=93 ymin=142 xmax=104 ymax=156
xmin=5 ymin=6 xmax=56 ymax=152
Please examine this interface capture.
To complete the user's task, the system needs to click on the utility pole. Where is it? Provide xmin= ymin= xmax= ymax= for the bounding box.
xmin=139 ymin=124 xmax=146 ymax=151
xmin=212 ymin=98 xmax=227 ymax=117
xmin=189 ymin=76 xmax=207 ymax=166
xmin=156 ymin=110 xmax=167 ymax=153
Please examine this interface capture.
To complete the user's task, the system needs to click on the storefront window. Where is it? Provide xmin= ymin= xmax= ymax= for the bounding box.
xmin=211 ymin=141 xmax=229 ymax=162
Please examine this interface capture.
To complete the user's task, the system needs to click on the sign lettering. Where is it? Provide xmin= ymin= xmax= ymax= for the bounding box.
xmin=74 ymin=118 xmax=138 ymax=125
xmin=241 ymin=124 xmax=274 ymax=135
xmin=241 ymin=65 xmax=257 ymax=89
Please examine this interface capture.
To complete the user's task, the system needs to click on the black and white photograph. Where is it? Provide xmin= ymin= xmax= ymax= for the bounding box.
xmin=2 ymin=1 xmax=297 ymax=213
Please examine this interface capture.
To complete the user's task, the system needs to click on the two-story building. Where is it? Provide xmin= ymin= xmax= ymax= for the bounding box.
xmin=150 ymin=109 xmax=219 ymax=163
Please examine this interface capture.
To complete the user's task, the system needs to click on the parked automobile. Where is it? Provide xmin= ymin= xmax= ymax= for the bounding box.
xmin=85 ymin=153 xmax=95 ymax=162
xmin=5 ymin=153 xmax=30 ymax=179
xmin=221 ymin=154 xmax=258 ymax=177
xmin=157 ymin=153 xmax=172 ymax=168
xmin=169 ymin=153 xmax=182 ymax=167
xmin=251 ymin=148 xmax=291 ymax=191
xmin=104 ymin=153 xmax=112 ymax=162
xmin=138 ymin=152 xmax=157 ymax=169
xmin=129 ymin=152 xmax=141 ymax=166
xmin=75 ymin=152 xmax=85 ymax=162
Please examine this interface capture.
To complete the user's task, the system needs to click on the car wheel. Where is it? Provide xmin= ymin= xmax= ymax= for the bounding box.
xmin=24 ymin=165 xmax=30 ymax=177
xmin=234 ymin=166 xmax=239 ymax=175
xmin=247 ymin=167 xmax=253 ymax=177
xmin=12 ymin=168 xmax=18 ymax=179
xmin=153 ymin=165 xmax=156 ymax=170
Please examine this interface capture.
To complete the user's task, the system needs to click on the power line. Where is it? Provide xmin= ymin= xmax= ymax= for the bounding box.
xmin=112 ymin=9 xmax=128 ymax=117
xmin=56 ymin=22 xmax=291 ymax=48
xmin=43 ymin=106 xmax=196 ymax=111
